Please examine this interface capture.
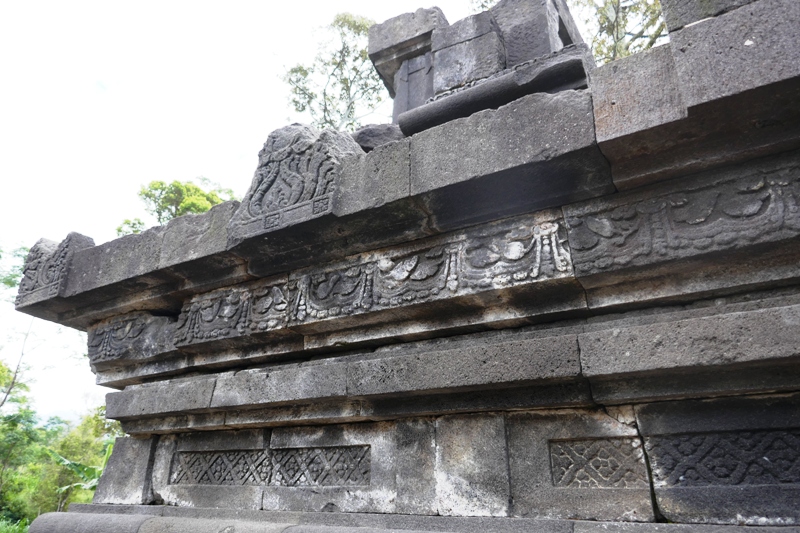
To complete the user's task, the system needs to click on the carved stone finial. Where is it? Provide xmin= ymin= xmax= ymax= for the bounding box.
xmin=15 ymin=232 xmax=94 ymax=309
xmin=228 ymin=124 xmax=362 ymax=243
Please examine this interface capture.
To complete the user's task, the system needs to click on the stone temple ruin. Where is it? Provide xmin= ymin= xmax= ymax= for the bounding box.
xmin=18 ymin=0 xmax=800 ymax=531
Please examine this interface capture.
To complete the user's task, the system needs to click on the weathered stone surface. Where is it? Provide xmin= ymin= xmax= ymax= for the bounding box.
xmin=138 ymin=517 xmax=292 ymax=533
xmin=368 ymin=8 xmax=448 ymax=95
xmin=580 ymin=303 xmax=800 ymax=376
xmin=174 ymin=210 xmax=577 ymax=355
xmin=574 ymin=522 xmax=797 ymax=533
xmin=433 ymin=32 xmax=506 ymax=95
xmin=228 ymin=124 xmax=362 ymax=245
xmin=94 ymin=437 xmax=158 ymax=505
xmin=106 ymin=376 xmax=216 ymax=419
xmin=564 ymin=149 xmax=800 ymax=289
xmin=87 ymin=312 xmax=176 ymax=370
xmin=335 ymin=138 xmax=411 ymax=216
xmin=29 ymin=512 xmax=152 ymax=533
xmin=411 ymin=90 xmax=612 ymax=231
xmin=210 ymin=363 xmax=348 ymax=409
xmin=670 ymin=0 xmax=800 ymax=109
xmin=159 ymin=200 xmax=246 ymax=280
xmin=431 ymin=11 xmax=499 ymax=53
xmin=175 ymin=429 xmax=266 ymax=451
xmin=348 ymin=334 xmax=580 ymax=397
xmin=392 ymin=52 xmax=435 ymax=123
xmin=592 ymin=44 xmax=686 ymax=144
xmin=15 ymin=232 xmax=94 ymax=310
xmin=660 ymin=0 xmax=757 ymax=31
xmin=399 ymin=45 xmax=592 ymax=136
xmin=490 ymin=0 xmax=563 ymax=67
xmin=351 ymin=124 xmax=405 ymax=153
xmin=636 ymin=394 xmax=800 ymax=525
xmin=65 ymin=226 xmax=170 ymax=298
xmin=435 ymin=414 xmax=509 ymax=517
xmin=260 ymin=422 xmax=434 ymax=514
xmin=506 ymin=409 xmax=653 ymax=521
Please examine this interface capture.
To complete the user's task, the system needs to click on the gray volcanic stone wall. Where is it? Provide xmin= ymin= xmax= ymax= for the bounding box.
xmin=19 ymin=1 xmax=800 ymax=532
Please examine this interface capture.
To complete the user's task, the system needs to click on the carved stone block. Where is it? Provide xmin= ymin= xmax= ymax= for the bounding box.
xmin=636 ymin=394 xmax=800 ymax=525
xmin=173 ymin=210 xmax=578 ymax=356
xmin=411 ymin=90 xmax=613 ymax=231
xmin=435 ymin=414 xmax=509 ymax=517
xmin=580 ymin=302 xmax=800 ymax=403
xmin=489 ymin=0 xmax=563 ymax=67
xmin=669 ymin=0 xmax=800 ymax=109
xmin=227 ymin=124 xmax=362 ymax=246
xmin=506 ymin=410 xmax=653 ymax=521
xmin=15 ymin=232 xmax=94 ymax=311
xmin=368 ymin=7 xmax=448 ymax=96
xmin=433 ymin=31 xmax=506 ymax=96
xmin=93 ymin=437 xmax=158 ymax=505
xmin=87 ymin=312 xmax=177 ymax=371
xmin=564 ymin=149 xmax=800 ymax=290
xmin=660 ymin=0 xmax=757 ymax=31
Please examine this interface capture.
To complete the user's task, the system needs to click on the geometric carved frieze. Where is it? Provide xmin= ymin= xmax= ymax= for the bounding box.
xmin=646 ymin=430 xmax=800 ymax=487
xmin=565 ymin=151 xmax=800 ymax=278
xmin=169 ymin=445 xmax=370 ymax=487
xmin=550 ymin=438 xmax=650 ymax=488
xmin=175 ymin=210 xmax=573 ymax=348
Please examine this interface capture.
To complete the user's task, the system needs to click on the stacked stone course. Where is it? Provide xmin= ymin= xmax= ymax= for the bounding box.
xmin=20 ymin=0 xmax=800 ymax=531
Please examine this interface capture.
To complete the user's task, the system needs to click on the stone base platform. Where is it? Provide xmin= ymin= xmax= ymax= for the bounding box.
xmin=31 ymin=506 xmax=800 ymax=533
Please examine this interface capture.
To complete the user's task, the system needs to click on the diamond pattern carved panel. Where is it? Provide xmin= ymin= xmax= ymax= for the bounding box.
xmin=550 ymin=438 xmax=649 ymax=488
xmin=169 ymin=446 xmax=370 ymax=487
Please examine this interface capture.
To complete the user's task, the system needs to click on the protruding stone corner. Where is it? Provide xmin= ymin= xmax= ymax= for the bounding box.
xmin=368 ymin=7 xmax=449 ymax=96
xmin=14 ymin=231 xmax=95 ymax=313
xmin=351 ymin=123 xmax=406 ymax=153
xmin=226 ymin=123 xmax=363 ymax=249
xmin=87 ymin=311 xmax=178 ymax=372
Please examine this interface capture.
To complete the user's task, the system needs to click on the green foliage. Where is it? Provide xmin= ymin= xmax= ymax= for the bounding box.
xmin=0 ymin=518 xmax=28 ymax=533
xmin=0 ymin=390 xmax=121 ymax=521
xmin=468 ymin=0 xmax=665 ymax=64
xmin=115 ymin=218 xmax=146 ymax=237
xmin=117 ymin=177 xmax=236 ymax=234
xmin=0 ymin=248 xmax=27 ymax=291
xmin=572 ymin=0 xmax=665 ymax=63
xmin=284 ymin=13 xmax=384 ymax=131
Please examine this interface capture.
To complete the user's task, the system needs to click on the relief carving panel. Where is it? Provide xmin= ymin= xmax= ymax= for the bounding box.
xmin=229 ymin=124 xmax=362 ymax=238
xmin=646 ymin=430 xmax=800 ymax=487
xmin=550 ymin=438 xmax=649 ymax=488
xmin=564 ymin=154 xmax=800 ymax=277
xmin=170 ymin=445 xmax=371 ymax=487
xmin=174 ymin=211 xmax=573 ymax=349
xmin=15 ymin=232 xmax=94 ymax=308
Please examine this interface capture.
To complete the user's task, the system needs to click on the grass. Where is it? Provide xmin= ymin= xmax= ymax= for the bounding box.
xmin=0 ymin=519 xmax=28 ymax=533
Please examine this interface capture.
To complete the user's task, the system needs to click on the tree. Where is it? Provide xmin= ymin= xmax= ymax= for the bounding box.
xmin=117 ymin=178 xmax=236 ymax=235
xmin=571 ymin=0 xmax=665 ymax=63
xmin=0 ymin=248 xmax=27 ymax=292
xmin=469 ymin=0 xmax=666 ymax=65
xmin=284 ymin=13 xmax=384 ymax=131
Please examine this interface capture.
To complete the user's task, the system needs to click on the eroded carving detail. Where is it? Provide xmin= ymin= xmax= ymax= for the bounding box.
xmin=175 ymin=215 xmax=573 ymax=347
xmin=463 ymin=220 xmax=570 ymax=288
xmin=16 ymin=233 xmax=94 ymax=307
xmin=566 ymin=163 xmax=800 ymax=276
xmin=646 ymin=430 xmax=800 ymax=487
xmin=88 ymin=314 xmax=147 ymax=364
xmin=170 ymin=446 xmax=370 ymax=487
xmin=230 ymin=124 xmax=362 ymax=234
xmin=174 ymin=288 xmax=251 ymax=345
xmin=550 ymin=438 xmax=649 ymax=488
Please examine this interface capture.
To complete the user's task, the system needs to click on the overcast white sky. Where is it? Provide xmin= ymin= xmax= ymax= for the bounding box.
xmin=0 ymin=1 xmax=590 ymax=424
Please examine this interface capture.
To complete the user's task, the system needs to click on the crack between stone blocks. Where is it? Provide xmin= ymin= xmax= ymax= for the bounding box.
xmin=634 ymin=416 xmax=668 ymax=523
xmin=502 ymin=414 xmax=514 ymax=517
